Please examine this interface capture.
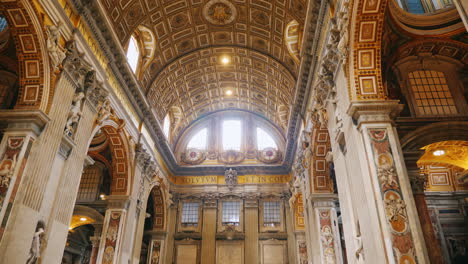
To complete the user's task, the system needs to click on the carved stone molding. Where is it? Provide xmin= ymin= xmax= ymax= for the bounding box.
xmin=347 ymin=101 xmax=404 ymax=127
xmin=105 ymin=195 xmax=131 ymax=210
xmin=0 ymin=110 xmax=50 ymax=137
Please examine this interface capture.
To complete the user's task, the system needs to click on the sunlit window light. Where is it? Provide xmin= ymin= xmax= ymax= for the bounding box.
xmin=257 ymin=127 xmax=277 ymax=150
xmin=187 ymin=128 xmax=208 ymax=150
xmin=163 ymin=115 xmax=170 ymax=138
xmin=126 ymin=36 xmax=139 ymax=73
xmin=222 ymin=120 xmax=241 ymax=151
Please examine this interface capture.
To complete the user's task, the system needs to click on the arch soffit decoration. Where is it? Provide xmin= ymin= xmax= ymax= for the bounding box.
xmin=150 ymin=186 xmax=166 ymax=230
xmin=99 ymin=0 xmax=307 ymax=138
xmin=0 ymin=0 xmax=51 ymax=111
xmin=400 ymin=121 xmax=468 ymax=153
xmin=308 ymin=119 xmax=333 ymax=194
xmin=88 ymin=117 xmax=133 ymax=196
xmin=349 ymin=0 xmax=389 ymax=100
xmin=388 ymin=38 xmax=468 ymax=69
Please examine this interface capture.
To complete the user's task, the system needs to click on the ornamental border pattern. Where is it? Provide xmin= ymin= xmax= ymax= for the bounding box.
xmin=368 ymin=128 xmax=417 ymax=264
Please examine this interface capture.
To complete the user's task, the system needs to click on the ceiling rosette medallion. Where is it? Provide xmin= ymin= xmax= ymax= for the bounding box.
xmin=203 ymin=0 xmax=237 ymax=25
xmin=218 ymin=150 xmax=245 ymax=164
xmin=257 ymin=147 xmax=282 ymax=164
xmin=181 ymin=148 xmax=206 ymax=165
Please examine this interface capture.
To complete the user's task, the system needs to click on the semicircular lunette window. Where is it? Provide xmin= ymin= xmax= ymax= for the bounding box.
xmin=256 ymin=127 xmax=281 ymax=164
xmin=222 ymin=120 xmax=241 ymax=151
xmin=257 ymin=127 xmax=277 ymax=150
xmin=187 ymin=128 xmax=208 ymax=150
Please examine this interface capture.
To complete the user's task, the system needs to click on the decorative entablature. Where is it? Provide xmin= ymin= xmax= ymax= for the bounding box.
xmin=169 ymin=173 xmax=291 ymax=186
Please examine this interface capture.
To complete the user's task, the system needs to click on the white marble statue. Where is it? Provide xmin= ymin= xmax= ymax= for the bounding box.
xmin=26 ymin=226 xmax=45 ymax=264
xmin=64 ymin=92 xmax=85 ymax=136
xmin=46 ymin=22 xmax=66 ymax=72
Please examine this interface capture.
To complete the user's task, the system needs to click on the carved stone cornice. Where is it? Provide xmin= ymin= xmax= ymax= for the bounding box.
xmin=0 ymin=110 xmax=50 ymax=137
xmin=105 ymin=195 xmax=131 ymax=210
xmin=347 ymin=101 xmax=404 ymax=127
xmin=62 ymin=40 xmax=92 ymax=89
xmin=135 ymin=145 xmax=158 ymax=179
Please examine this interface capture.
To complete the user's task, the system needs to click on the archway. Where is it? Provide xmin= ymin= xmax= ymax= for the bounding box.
xmin=139 ymin=186 xmax=166 ymax=264
xmin=401 ymin=121 xmax=468 ymax=263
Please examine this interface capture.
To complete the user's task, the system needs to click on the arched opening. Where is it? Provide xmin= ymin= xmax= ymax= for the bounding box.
xmin=139 ymin=186 xmax=166 ymax=264
xmin=62 ymin=119 xmax=132 ymax=263
xmin=401 ymin=122 xmax=468 ymax=263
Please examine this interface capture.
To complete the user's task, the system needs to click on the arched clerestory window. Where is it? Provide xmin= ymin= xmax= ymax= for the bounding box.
xmin=126 ymin=35 xmax=140 ymax=73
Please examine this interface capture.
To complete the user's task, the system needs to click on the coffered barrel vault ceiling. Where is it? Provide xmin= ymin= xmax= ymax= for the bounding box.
xmin=99 ymin=0 xmax=307 ymax=138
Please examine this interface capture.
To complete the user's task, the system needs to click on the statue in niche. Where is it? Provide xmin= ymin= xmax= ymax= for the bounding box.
xmin=0 ymin=154 xmax=17 ymax=188
xmin=64 ymin=92 xmax=85 ymax=137
xmin=354 ymin=220 xmax=365 ymax=264
xmin=26 ymin=221 xmax=45 ymax=264
xmin=46 ymin=22 xmax=66 ymax=72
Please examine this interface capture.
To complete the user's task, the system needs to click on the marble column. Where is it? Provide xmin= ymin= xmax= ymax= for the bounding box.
xmin=408 ymin=169 xmax=444 ymax=264
xmin=96 ymin=196 xmax=130 ymax=264
xmin=347 ymin=101 xmax=429 ymax=263
xmin=200 ymin=199 xmax=217 ymax=264
xmin=244 ymin=199 xmax=259 ymax=264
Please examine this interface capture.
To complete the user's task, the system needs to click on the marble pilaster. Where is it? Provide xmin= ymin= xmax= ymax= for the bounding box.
xmin=96 ymin=196 xmax=130 ymax=264
xmin=244 ymin=199 xmax=259 ymax=264
xmin=200 ymin=199 xmax=217 ymax=264
xmin=347 ymin=101 xmax=430 ymax=264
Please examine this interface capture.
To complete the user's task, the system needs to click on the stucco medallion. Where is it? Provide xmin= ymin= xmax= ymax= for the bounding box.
xmin=203 ymin=0 xmax=237 ymax=25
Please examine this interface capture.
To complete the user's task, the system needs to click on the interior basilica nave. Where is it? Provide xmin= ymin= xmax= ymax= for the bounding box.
xmin=0 ymin=0 xmax=467 ymax=263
